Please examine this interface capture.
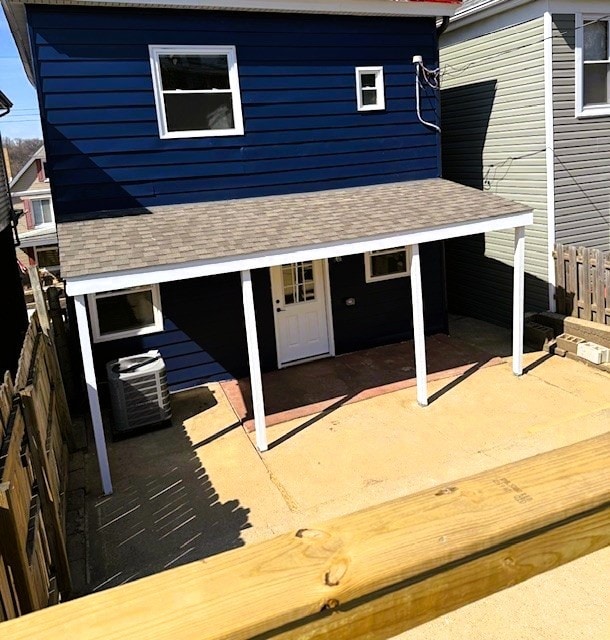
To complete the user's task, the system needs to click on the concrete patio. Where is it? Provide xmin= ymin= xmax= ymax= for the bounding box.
xmin=73 ymin=317 xmax=610 ymax=638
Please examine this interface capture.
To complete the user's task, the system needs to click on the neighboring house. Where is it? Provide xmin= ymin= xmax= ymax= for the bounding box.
xmin=440 ymin=0 xmax=610 ymax=325
xmin=3 ymin=0 xmax=534 ymax=495
xmin=0 ymin=90 xmax=28 ymax=374
xmin=10 ymin=145 xmax=60 ymax=277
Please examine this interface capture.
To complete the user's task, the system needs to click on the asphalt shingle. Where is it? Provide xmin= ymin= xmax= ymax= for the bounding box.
xmin=57 ymin=178 xmax=530 ymax=279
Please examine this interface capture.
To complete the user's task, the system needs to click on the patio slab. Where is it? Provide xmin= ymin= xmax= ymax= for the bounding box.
xmin=76 ymin=321 xmax=610 ymax=638
xmin=221 ymin=332 xmax=504 ymax=430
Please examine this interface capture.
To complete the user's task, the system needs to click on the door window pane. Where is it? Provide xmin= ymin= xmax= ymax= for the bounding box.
xmin=282 ymin=262 xmax=315 ymax=305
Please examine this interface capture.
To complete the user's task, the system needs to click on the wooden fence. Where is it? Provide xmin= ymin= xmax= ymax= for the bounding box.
xmin=554 ymin=243 xmax=610 ymax=325
xmin=0 ymin=308 xmax=72 ymax=621
xmin=1 ymin=433 xmax=608 ymax=640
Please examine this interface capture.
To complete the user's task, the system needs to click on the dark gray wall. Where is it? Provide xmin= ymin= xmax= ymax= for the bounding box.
xmin=552 ymin=14 xmax=610 ymax=250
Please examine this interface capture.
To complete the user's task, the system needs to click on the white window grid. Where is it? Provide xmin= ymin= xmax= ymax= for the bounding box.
xmin=149 ymin=44 xmax=245 ymax=139
xmin=355 ymin=66 xmax=386 ymax=112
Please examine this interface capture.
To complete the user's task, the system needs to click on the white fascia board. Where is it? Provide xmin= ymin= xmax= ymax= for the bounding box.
xmin=11 ymin=188 xmax=52 ymax=197
xmin=442 ymin=0 xmax=545 ymax=45
xmin=550 ymin=0 xmax=610 ymax=12
xmin=8 ymin=146 xmax=45 ymax=189
xmin=65 ymin=210 xmax=533 ymax=296
xmin=4 ymin=0 xmax=459 ymax=86
xmin=22 ymin=0 xmax=460 ymax=17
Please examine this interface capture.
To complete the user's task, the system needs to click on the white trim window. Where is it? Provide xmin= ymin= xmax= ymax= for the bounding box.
xmin=576 ymin=14 xmax=610 ymax=117
xmin=149 ymin=45 xmax=244 ymax=138
xmin=355 ymin=66 xmax=385 ymax=111
xmin=31 ymin=196 xmax=54 ymax=228
xmin=88 ymin=284 xmax=163 ymax=343
xmin=365 ymin=246 xmax=412 ymax=282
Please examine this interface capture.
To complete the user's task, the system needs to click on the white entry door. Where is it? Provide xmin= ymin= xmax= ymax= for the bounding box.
xmin=270 ymin=260 xmax=331 ymax=366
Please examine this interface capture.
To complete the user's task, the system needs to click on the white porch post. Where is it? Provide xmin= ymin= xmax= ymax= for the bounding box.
xmin=513 ymin=226 xmax=526 ymax=376
xmin=410 ymin=244 xmax=428 ymax=406
xmin=240 ymin=269 xmax=268 ymax=452
xmin=74 ymin=295 xmax=113 ymax=495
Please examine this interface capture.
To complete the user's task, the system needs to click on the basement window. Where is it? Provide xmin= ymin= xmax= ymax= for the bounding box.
xmin=365 ymin=247 xmax=411 ymax=282
xmin=149 ymin=45 xmax=244 ymax=138
xmin=355 ymin=66 xmax=385 ymax=111
xmin=88 ymin=285 xmax=163 ymax=343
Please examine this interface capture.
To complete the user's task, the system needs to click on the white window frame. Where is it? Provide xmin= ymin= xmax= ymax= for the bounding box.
xmin=30 ymin=195 xmax=55 ymax=229
xmin=88 ymin=284 xmax=163 ymax=343
xmin=149 ymin=44 xmax=245 ymax=139
xmin=355 ymin=66 xmax=385 ymax=112
xmin=34 ymin=246 xmax=60 ymax=275
xmin=365 ymin=246 xmax=412 ymax=283
xmin=575 ymin=13 xmax=610 ymax=117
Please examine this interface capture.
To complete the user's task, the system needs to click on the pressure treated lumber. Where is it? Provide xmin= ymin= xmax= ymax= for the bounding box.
xmin=1 ymin=434 xmax=609 ymax=640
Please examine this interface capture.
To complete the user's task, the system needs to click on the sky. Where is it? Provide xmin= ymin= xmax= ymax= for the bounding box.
xmin=0 ymin=10 xmax=42 ymax=141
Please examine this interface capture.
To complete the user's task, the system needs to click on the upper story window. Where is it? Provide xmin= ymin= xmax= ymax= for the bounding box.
xmin=365 ymin=247 xmax=411 ymax=283
xmin=42 ymin=160 xmax=49 ymax=182
xmin=355 ymin=67 xmax=385 ymax=111
xmin=31 ymin=197 xmax=54 ymax=228
xmin=576 ymin=14 xmax=610 ymax=117
xmin=149 ymin=45 xmax=244 ymax=138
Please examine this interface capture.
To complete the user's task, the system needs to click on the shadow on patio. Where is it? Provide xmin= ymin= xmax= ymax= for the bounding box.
xmin=221 ymin=326 xmax=508 ymax=441
xmin=80 ymin=386 xmax=251 ymax=596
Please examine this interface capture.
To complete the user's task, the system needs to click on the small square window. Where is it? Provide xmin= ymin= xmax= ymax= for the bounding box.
xmin=576 ymin=14 xmax=610 ymax=116
xmin=89 ymin=285 xmax=163 ymax=342
xmin=365 ymin=247 xmax=411 ymax=283
xmin=355 ymin=67 xmax=385 ymax=111
xmin=149 ymin=45 xmax=244 ymax=138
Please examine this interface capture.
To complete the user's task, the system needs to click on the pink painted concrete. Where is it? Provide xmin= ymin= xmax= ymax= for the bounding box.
xmin=220 ymin=334 xmax=504 ymax=432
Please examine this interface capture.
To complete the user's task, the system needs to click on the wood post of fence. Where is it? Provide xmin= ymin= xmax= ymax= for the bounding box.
xmin=553 ymin=243 xmax=610 ymax=325
xmin=27 ymin=268 xmax=75 ymax=453
xmin=46 ymin=287 xmax=76 ymax=408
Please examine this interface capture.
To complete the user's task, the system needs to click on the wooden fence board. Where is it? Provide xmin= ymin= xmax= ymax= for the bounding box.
xmin=0 ymin=434 xmax=608 ymax=640
xmin=0 ymin=301 xmax=72 ymax=619
xmin=554 ymin=244 xmax=610 ymax=325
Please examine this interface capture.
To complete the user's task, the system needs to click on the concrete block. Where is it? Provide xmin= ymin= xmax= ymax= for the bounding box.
xmin=555 ymin=333 xmax=586 ymax=355
xmin=565 ymin=317 xmax=610 ymax=349
xmin=524 ymin=321 xmax=554 ymax=349
xmin=576 ymin=342 xmax=610 ymax=365
xmin=554 ymin=347 xmax=567 ymax=357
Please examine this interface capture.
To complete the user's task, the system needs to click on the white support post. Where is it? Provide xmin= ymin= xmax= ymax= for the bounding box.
xmin=513 ymin=226 xmax=526 ymax=376
xmin=240 ymin=270 xmax=268 ymax=452
xmin=74 ymin=295 xmax=113 ymax=495
xmin=410 ymin=244 xmax=428 ymax=406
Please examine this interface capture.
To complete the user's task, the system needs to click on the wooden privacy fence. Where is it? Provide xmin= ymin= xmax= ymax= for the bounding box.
xmin=1 ymin=434 xmax=608 ymax=640
xmin=0 ymin=312 xmax=72 ymax=621
xmin=554 ymin=243 xmax=610 ymax=325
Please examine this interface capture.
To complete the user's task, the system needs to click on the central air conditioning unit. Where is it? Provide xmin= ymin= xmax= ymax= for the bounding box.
xmin=106 ymin=350 xmax=172 ymax=438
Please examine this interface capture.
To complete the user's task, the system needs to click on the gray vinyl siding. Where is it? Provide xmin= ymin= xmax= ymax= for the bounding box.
xmin=0 ymin=140 xmax=11 ymax=232
xmin=552 ymin=14 xmax=610 ymax=251
xmin=440 ymin=17 xmax=549 ymax=325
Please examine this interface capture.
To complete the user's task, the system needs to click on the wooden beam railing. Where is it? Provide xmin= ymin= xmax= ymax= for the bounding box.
xmin=1 ymin=433 xmax=609 ymax=639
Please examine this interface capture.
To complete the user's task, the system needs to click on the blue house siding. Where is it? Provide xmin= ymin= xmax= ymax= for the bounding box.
xmin=28 ymin=6 xmax=440 ymax=219
xmin=92 ymin=270 xmax=277 ymax=392
xmin=91 ymin=252 xmax=447 ymax=391
xmin=329 ymin=242 xmax=447 ymax=354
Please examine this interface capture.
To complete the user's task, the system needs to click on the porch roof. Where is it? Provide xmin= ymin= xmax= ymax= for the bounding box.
xmin=58 ymin=178 xmax=532 ymax=295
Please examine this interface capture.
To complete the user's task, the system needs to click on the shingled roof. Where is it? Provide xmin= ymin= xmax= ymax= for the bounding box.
xmin=58 ymin=178 xmax=530 ymax=280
